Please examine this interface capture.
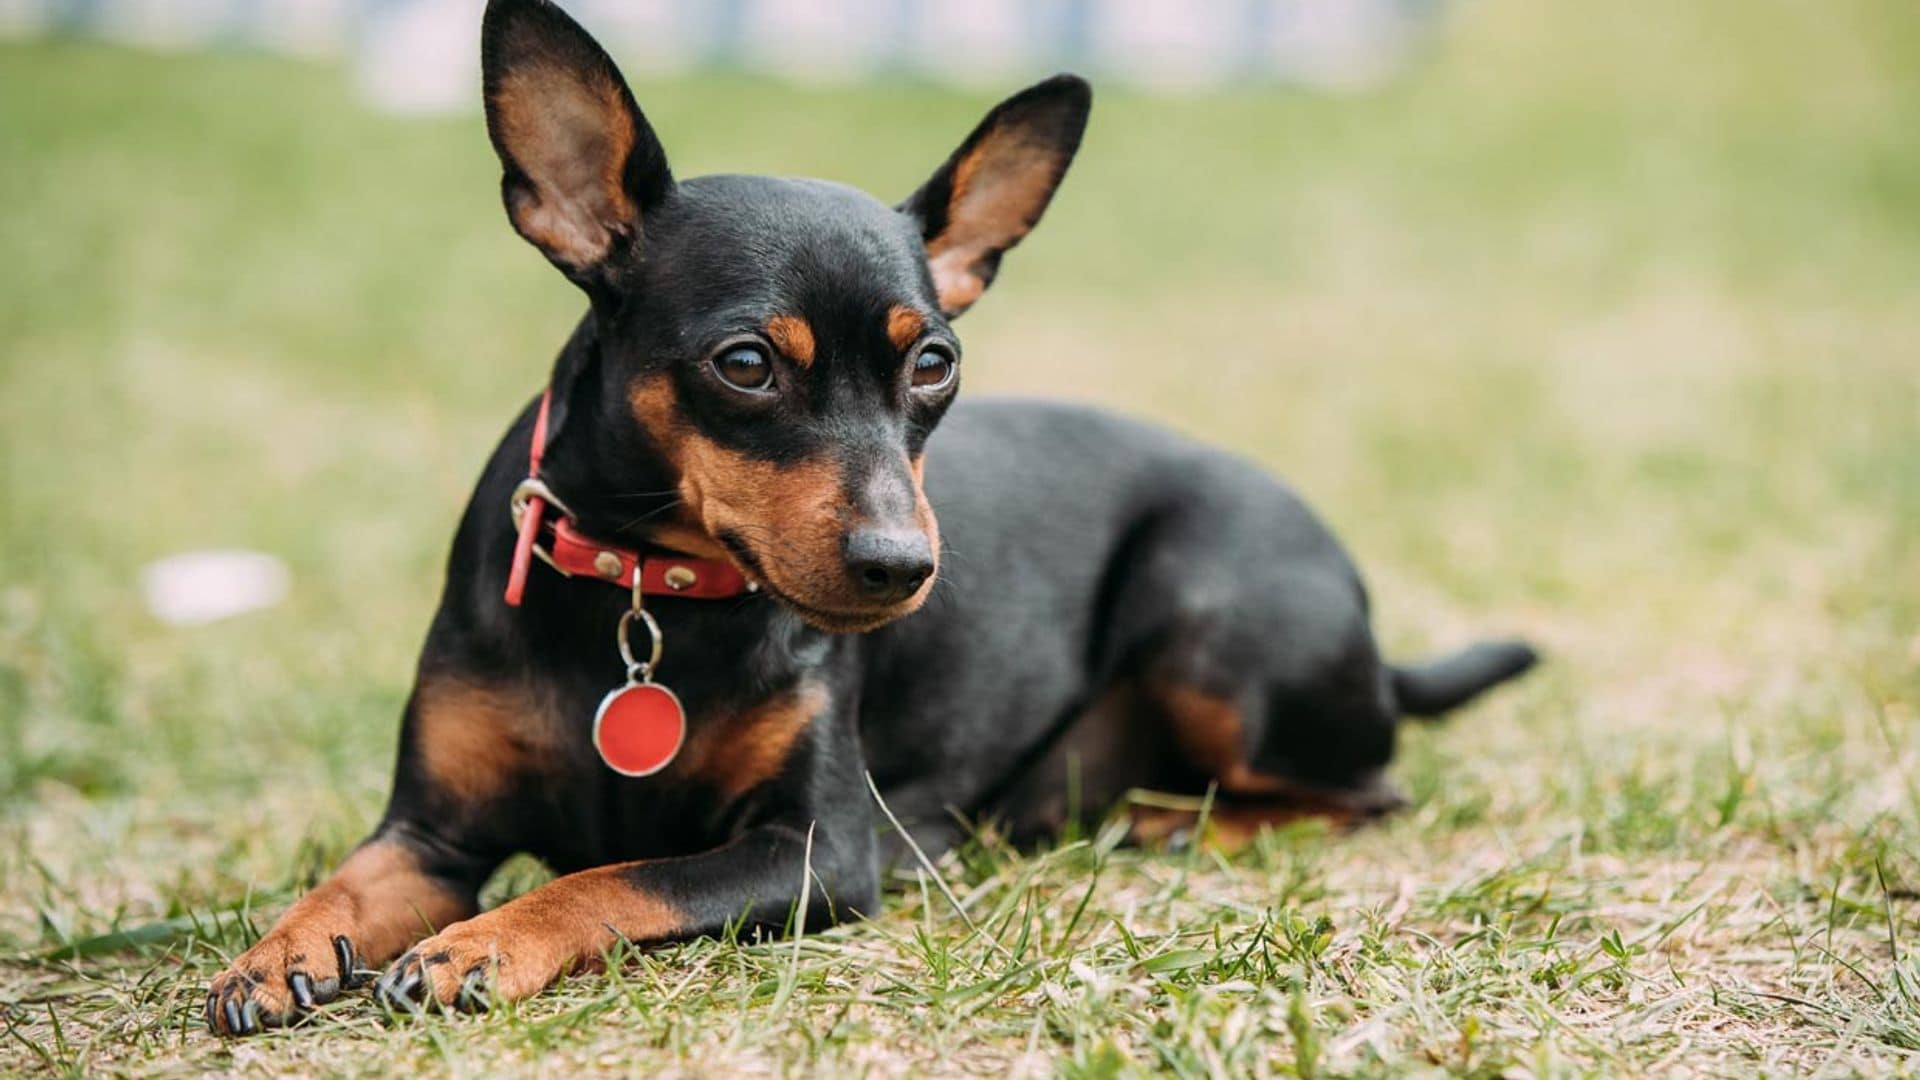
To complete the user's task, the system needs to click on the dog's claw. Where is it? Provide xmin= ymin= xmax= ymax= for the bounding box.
xmin=208 ymin=929 xmax=360 ymax=1035
xmin=456 ymin=970 xmax=491 ymax=1014
xmin=374 ymin=953 xmax=429 ymax=1017
xmin=222 ymin=998 xmax=247 ymax=1036
xmin=373 ymin=983 xmax=414 ymax=1016
xmin=334 ymin=935 xmax=367 ymax=988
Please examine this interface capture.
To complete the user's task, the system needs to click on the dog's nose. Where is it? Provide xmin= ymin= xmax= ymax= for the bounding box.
xmin=844 ymin=527 xmax=935 ymax=605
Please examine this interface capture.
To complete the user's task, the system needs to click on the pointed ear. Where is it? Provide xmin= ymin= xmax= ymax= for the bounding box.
xmin=481 ymin=0 xmax=671 ymax=289
xmin=899 ymin=75 xmax=1091 ymax=317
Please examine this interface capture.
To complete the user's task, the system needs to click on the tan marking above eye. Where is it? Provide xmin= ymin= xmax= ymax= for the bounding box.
xmin=886 ymin=305 xmax=927 ymax=352
xmin=765 ymin=315 xmax=816 ymax=367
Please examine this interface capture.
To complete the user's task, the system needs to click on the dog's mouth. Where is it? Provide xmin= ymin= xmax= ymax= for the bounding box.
xmin=719 ymin=531 xmax=931 ymax=634
xmin=764 ymin=586 xmax=917 ymax=634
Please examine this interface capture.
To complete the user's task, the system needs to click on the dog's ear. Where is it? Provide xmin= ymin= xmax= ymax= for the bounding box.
xmin=481 ymin=0 xmax=671 ymax=290
xmin=899 ymin=75 xmax=1091 ymax=317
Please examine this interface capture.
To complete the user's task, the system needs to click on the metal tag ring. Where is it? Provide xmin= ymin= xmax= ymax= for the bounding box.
xmin=617 ymin=606 xmax=664 ymax=679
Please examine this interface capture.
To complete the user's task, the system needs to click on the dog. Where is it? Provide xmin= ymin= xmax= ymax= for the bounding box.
xmin=204 ymin=0 xmax=1537 ymax=1035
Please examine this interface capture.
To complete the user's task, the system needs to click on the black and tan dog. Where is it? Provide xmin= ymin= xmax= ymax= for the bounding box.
xmin=205 ymin=0 xmax=1536 ymax=1035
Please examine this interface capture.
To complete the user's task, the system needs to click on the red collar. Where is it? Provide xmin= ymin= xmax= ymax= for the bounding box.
xmin=504 ymin=389 xmax=754 ymax=606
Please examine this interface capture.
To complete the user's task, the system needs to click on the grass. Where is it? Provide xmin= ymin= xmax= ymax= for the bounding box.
xmin=2 ymin=0 xmax=1919 ymax=1073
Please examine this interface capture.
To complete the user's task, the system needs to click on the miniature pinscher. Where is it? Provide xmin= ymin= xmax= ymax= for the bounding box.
xmin=206 ymin=0 xmax=1537 ymax=1034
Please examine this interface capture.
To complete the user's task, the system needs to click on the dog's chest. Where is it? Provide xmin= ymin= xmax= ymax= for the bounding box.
xmin=521 ymin=676 xmax=830 ymax=866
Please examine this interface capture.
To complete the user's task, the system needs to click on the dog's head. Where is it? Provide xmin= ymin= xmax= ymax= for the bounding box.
xmin=481 ymin=0 xmax=1088 ymax=632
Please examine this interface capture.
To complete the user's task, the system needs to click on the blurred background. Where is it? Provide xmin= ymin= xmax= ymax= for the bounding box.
xmin=1 ymin=0 xmax=1917 ymax=1049
xmin=1 ymin=0 xmax=1441 ymax=105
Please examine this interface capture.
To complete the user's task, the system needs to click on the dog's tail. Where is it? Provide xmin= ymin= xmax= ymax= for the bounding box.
xmin=1391 ymin=639 xmax=1538 ymax=719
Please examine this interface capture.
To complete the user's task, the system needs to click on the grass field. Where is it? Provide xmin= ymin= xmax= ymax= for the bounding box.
xmin=3 ymin=0 xmax=1919 ymax=1074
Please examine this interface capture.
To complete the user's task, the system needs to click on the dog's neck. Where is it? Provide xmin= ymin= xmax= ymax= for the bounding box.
xmin=530 ymin=312 xmax=712 ymax=560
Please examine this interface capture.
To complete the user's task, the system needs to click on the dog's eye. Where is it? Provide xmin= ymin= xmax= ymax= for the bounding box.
xmin=712 ymin=345 xmax=774 ymax=392
xmin=911 ymin=345 xmax=957 ymax=391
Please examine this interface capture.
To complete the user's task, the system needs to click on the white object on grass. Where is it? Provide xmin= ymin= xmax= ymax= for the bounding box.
xmin=141 ymin=550 xmax=291 ymax=626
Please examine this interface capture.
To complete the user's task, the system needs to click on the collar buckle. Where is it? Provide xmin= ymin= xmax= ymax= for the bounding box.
xmin=502 ymin=388 xmax=756 ymax=606
xmin=509 ymin=477 xmax=573 ymax=578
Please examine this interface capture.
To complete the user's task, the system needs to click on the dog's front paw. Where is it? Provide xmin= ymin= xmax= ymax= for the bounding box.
xmin=373 ymin=914 xmax=563 ymax=1016
xmin=206 ymin=931 xmax=362 ymax=1036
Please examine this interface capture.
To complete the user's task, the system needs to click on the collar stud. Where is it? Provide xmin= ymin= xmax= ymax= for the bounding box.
xmin=663 ymin=565 xmax=698 ymax=591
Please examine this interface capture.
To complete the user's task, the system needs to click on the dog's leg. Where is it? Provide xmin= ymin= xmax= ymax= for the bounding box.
xmin=1127 ymin=782 xmax=1410 ymax=853
xmin=373 ymin=821 xmax=878 ymax=1012
xmin=203 ymin=827 xmax=486 ymax=1034
xmin=205 ymin=676 xmax=541 ymax=1034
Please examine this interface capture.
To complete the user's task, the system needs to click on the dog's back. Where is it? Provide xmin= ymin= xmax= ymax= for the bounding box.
xmin=865 ymin=397 xmax=1529 ymax=852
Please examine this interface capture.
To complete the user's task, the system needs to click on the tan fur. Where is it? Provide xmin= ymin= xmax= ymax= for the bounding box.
xmin=907 ymin=454 xmax=940 ymax=579
xmin=412 ymin=677 xmax=551 ymax=803
xmin=1148 ymin=685 xmax=1287 ymax=797
xmin=646 ymin=519 xmax=735 ymax=562
xmin=490 ymin=59 xmax=637 ymax=269
xmin=626 ymin=380 xmax=734 ymax=561
xmin=628 ymin=374 xmax=678 ymax=435
xmin=885 ymin=305 xmax=927 ymax=351
xmin=206 ymin=840 xmax=474 ymax=1028
xmin=675 ymin=431 xmax=844 ymax=598
xmin=1131 ymin=684 xmax=1390 ymax=851
xmin=395 ymin=865 xmax=682 ymax=1006
xmin=926 ymin=252 xmax=986 ymax=315
xmin=1128 ymin=802 xmax=1363 ymax=853
xmin=924 ymin=128 xmax=1062 ymax=314
xmin=684 ymin=683 xmax=829 ymax=798
xmin=765 ymin=315 xmax=816 ymax=366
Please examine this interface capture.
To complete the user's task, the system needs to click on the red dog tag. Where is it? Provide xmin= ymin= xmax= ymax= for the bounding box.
xmin=592 ymin=682 xmax=685 ymax=777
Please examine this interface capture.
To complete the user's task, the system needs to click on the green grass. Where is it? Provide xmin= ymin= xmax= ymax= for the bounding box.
xmin=3 ymin=0 xmax=1919 ymax=1073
